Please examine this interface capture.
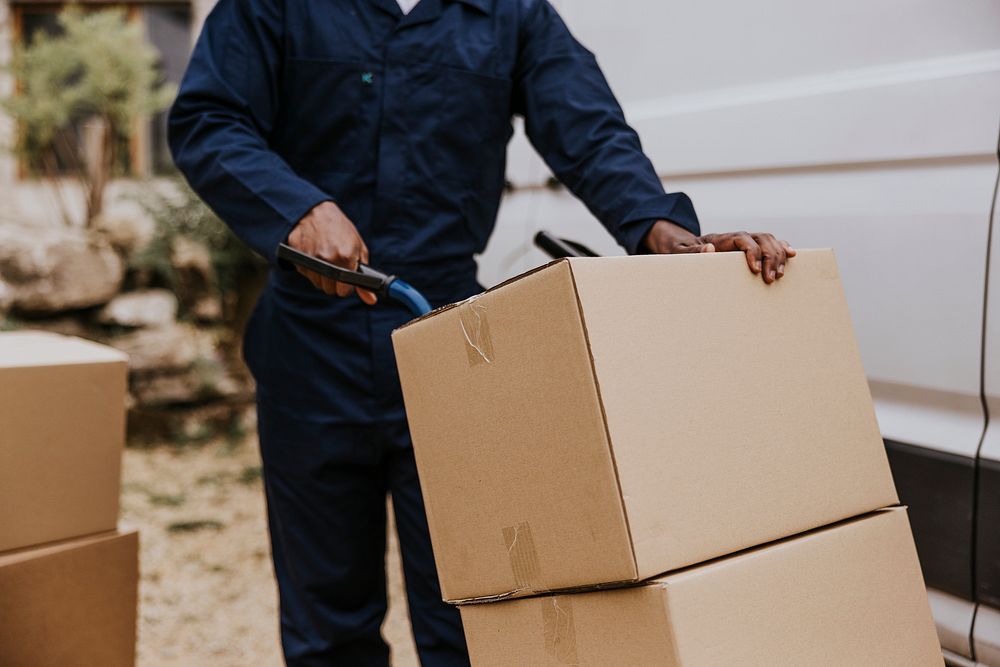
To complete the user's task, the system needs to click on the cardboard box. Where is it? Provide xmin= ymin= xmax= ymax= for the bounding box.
xmin=0 ymin=530 xmax=139 ymax=667
xmin=393 ymin=251 xmax=898 ymax=602
xmin=461 ymin=509 xmax=942 ymax=666
xmin=0 ymin=332 xmax=128 ymax=552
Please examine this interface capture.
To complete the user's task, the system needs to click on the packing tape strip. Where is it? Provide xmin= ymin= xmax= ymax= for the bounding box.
xmin=542 ymin=596 xmax=579 ymax=665
xmin=502 ymin=521 xmax=541 ymax=591
xmin=458 ymin=297 xmax=494 ymax=366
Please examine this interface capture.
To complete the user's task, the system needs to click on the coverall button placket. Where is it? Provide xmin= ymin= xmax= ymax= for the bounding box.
xmin=372 ymin=41 xmax=409 ymax=255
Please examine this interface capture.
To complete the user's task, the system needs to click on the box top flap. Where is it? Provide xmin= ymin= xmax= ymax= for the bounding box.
xmin=0 ymin=530 xmax=138 ymax=568
xmin=0 ymin=331 xmax=128 ymax=368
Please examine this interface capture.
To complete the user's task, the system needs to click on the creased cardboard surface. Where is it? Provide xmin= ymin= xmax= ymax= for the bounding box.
xmin=0 ymin=332 xmax=128 ymax=553
xmin=658 ymin=509 xmax=940 ymax=665
xmin=461 ymin=509 xmax=942 ymax=666
xmin=393 ymin=262 xmax=633 ymax=602
xmin=568 ymin=250 xmax=898 ymax=576
xmin=394 ymin=251 xmax=898 ymax=602
xmin=0 ymin=530 xmax=139 ymax=667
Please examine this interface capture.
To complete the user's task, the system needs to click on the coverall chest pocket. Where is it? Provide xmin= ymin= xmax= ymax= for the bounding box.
xmin=281 ymin=58 xmax=370 ymax=172
xmin=439 ymin=67 xmax=512 ymax=186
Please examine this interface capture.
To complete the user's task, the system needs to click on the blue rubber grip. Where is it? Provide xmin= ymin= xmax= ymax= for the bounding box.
xmin=388 ymin=280 xmax=433 ymax=317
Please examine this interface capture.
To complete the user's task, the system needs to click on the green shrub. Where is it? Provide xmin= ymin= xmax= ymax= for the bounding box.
xmin=3 ymin=6 xmax=175 ymax=226
xmin=132 ymin=180 xmax=267 ymax=306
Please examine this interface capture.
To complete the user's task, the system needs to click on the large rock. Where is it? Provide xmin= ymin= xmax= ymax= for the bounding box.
xmin=130 ymin=363 xmax=244 ymax=407
xmin=10 ymin=316 xmax=100 ymax=340
xmin=128 ymin=402 xmax=255 ymax=445
xmin=130 ymin=371 xmax=207 ymax=407
xmin=0 ymin=225 xmax=125 ymax=314
xmin=110 ymin=323 xmax=209 ymax=374
xmin=191 ymin=294 xmax=223 ymax=323
xmin=171 ymin=236 xmax=213 ymax=280
xmin=172 ymin=237 xmax=222 ymax=322
xmin=93 ymin=214 xmax=155 ymax=257
xmin=98 ymin=289 xmax=178 ymax=328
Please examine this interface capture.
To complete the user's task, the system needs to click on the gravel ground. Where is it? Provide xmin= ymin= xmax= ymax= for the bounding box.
xmin=121 ymin=433 xmax=419 ymax=667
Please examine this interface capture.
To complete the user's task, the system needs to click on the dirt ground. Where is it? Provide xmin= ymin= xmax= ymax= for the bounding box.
xmin=121 ymin=432 xmax=419 ymax=667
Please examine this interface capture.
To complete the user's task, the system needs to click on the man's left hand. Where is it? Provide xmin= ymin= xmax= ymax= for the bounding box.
xmin=642 ymin=220 xmax=796 ymax=284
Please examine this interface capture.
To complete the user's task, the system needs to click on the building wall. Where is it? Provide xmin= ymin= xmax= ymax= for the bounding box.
xmin=0 ymin=3 xmax=102 ymax=227
xmin=3 ymin=5 xmax=59 ymax=227
xmin=192 ymin=0 xmax=214 ymax=33
xmin=0 ymin=0 xmax=20 ymax=223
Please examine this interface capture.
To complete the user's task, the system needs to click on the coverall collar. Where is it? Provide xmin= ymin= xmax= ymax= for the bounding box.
xmin=368 ymin=0 xmax=491 ymax=20
xmin=450 ymin=0 xmax=492 ymax=14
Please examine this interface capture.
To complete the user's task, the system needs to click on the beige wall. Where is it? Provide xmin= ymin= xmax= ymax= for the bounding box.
xmin=192 ymin=0 xmax=215 ymax=34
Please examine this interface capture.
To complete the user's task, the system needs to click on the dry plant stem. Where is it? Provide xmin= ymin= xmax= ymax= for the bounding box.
xmin=101 ymin=116 xmax=117 ymax=224
xmin=38 ymin=147 xmax=76 ymax=227
xmin=53 ymin=128 xmax=93 ymax=223
xmin=87 ymin=115 xmax=116 ymax=226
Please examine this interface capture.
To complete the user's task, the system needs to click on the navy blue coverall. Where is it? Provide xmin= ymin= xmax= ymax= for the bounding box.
xmin=169 ymin=0 xmax=699 ymax=664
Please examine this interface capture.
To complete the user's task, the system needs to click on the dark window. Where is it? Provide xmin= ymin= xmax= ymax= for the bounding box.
xmin=20 ymin=11 xmax=60 ymax=43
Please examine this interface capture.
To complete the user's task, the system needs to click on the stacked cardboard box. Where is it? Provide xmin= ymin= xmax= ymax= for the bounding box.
xmin=0 ymin=332 xmax=137 ymax=667
xmin=393 ymin=250 xmax=943 ymax=665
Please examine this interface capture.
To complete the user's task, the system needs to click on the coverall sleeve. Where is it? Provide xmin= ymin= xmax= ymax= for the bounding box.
xmin=513 ymin=0 xmax=700 ymax=254
xmin=168 ymin=0 xmax=331 ymax=263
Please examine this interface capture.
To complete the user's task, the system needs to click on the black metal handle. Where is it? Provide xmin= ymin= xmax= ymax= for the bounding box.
xmin=534 ymin=231 xmax=600 ymax=259
xmin=276 ymin=243 xmax=396 ymax=298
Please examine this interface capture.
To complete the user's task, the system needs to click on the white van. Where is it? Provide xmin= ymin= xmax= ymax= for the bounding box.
xmin=478 ymin=2 xmax=1000 ymax=664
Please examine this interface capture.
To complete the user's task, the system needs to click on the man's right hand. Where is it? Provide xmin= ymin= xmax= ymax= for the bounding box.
xmin=287 ymin=201 xmax=378 ymax=304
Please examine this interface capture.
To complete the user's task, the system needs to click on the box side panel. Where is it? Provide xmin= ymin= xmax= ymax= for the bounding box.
xmin=0 ymin=531 xmax=139 ymax=667
xmin=461 ymin=586 xmax=678 ymax=667
xmin=0 ymin=359 xmax=127 ymax=552
xmin=393 ymin=262 xmax=633 ymax=602
xmin=662 ymin=509 xmax=941 ymax=666
xmin=569 ymin=251 xmax=899 ymax=576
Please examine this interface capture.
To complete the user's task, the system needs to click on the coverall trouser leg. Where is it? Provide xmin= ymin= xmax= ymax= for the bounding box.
xmin=257 ymin=401 xmax=469 ymax=667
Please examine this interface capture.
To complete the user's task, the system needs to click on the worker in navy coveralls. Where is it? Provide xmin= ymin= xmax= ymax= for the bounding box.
xmin=169 ymin=0 xmax=794 ymax=663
